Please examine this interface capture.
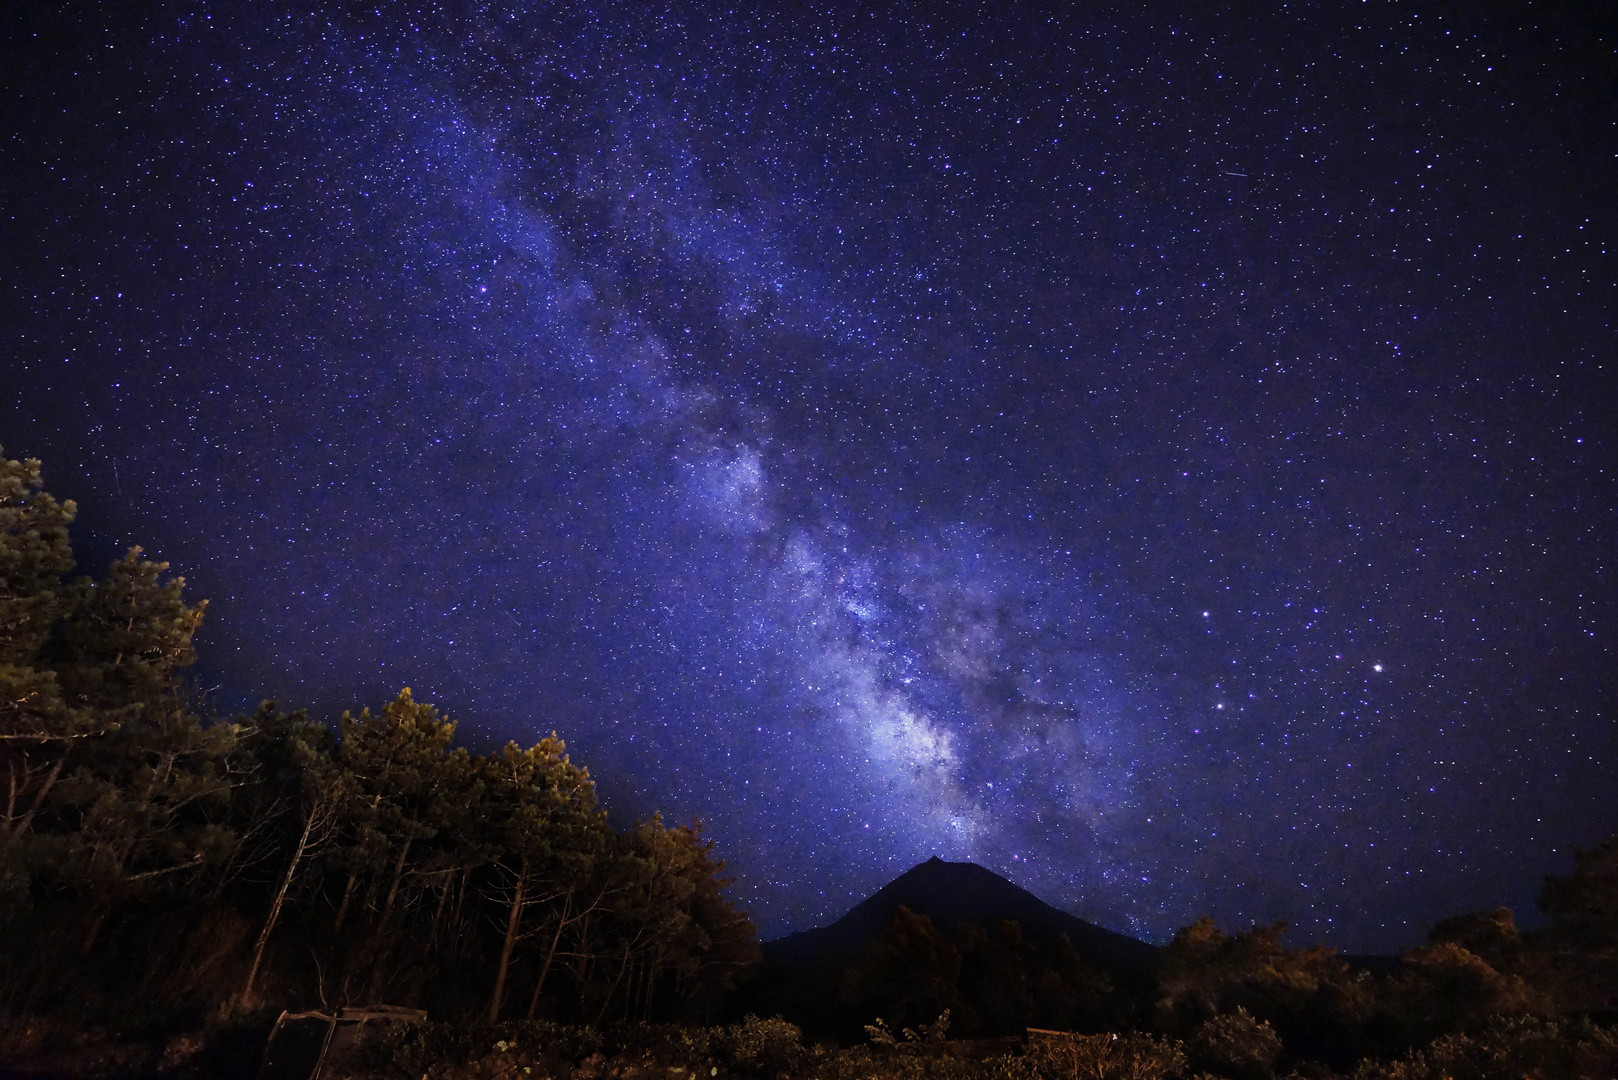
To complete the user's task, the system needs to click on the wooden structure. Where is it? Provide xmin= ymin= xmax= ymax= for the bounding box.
xmin=259 ymin=1005 xmax=428 ymax=1080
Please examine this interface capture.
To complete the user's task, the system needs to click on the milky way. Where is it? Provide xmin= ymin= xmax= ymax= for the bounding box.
xmin=3 ymin=1 xmax=1614 ymax=951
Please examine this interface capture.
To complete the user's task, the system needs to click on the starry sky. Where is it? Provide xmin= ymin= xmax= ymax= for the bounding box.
xmin=3 ymin=0 xmax=1615 ymax=953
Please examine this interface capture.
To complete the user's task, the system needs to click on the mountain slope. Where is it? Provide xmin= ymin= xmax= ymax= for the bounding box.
xmin=762 ymin=857 xmax=1161 ymax=990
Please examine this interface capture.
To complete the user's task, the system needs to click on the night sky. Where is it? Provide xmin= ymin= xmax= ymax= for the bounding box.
xmin=3 ymin=1 xmax=1615 ymax=953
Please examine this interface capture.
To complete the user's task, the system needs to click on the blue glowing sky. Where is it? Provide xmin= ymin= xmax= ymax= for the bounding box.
xmin=3 ymin=0 xmax=1614 ymax=950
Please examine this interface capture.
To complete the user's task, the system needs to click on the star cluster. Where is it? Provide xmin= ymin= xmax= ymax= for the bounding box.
xmin=2 ymin=0 xmax=1613 ymax=950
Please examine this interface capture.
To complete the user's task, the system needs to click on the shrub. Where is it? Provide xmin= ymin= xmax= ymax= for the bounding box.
xmin=1189 ymin=1009 xmax=1283 ymax=1080
xmin=1022 ymin=1032 xmax=1187 ymax=1080
xmin=722 ymin=1015 xmax=806 ymax=1074
xmin=1350 ymin=1016 xmax=1618 ymax=1080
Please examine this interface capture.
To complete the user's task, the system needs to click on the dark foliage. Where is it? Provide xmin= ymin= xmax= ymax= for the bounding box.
xmin=831 ymin=907 xmax=1116 ymax=1039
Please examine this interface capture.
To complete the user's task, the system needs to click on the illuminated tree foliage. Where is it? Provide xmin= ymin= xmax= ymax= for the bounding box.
xmin=0 ymin=449 xmax=757 ymax=1029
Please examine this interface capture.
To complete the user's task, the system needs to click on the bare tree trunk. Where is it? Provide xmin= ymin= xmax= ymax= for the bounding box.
xmin=593 ymin=943 xmax=633 ymax=1027
xmin=4 ymin=758 xmax=18 ymax=829
xmin=377 ymin=835 xmax=412 ymax=931
xmin=571 ymin=913 xmax=595 ymax=1017
xmin=486 ymin=864 xmax=526 ymax=1025
xmin=12 ymin=750 xmax=66 ymax=836
xmin=525 ymin=892 xmax=572 ymax=1020
xmin=441 ymin=866 xmax=469 ymax=956
xmin=241 ymin=807 xmax=317 ymax=1005
xmin=209 ymin=844 xmax=241 ymax=900
xmin=78 ymin=904 xmax=109 ymax=955
xmin=639 ymin=958 xmax=654 ymax=1023
xmin=333 ymin=871 xmax=358 ymax=933
xmin=429 ymin=869 xmax=453 ymax=947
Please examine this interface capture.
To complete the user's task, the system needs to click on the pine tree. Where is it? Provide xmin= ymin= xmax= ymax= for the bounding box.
xmin=1 ymin=450 xmax=765 ymax=1028
xmin=1 ymin=450 xmax=236 ymax=1014
xmin=616 ymin=815 xmax=759 ymax=1022
xmin=322 ymin=689 xmax=477 ymax=997
xmin=1 ymin=451 xmax=81 ymax=849
xmin=36 ymin=549 xmax=217 ymax=953
xmin=476 ymin=734 xmax=604 ymax=1024
xmin=335 ymin=691 xmax=464 ymax=930
xmin=238 ymin=705 xmax=346 ymax=1006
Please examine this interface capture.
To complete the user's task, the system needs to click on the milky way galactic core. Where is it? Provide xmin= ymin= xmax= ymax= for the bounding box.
xmin=3 ymin=1 xmax=1613 ymax=951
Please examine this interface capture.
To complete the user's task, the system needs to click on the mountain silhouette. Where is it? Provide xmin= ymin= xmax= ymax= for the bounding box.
xmin=763 ymin=856 xmax=1161 ymax=991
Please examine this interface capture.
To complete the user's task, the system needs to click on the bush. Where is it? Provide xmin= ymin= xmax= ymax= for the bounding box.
xmin=721 ymin=1015 xmax=806 ymax=1074
xmin=351 ymin=1018 xmax=604 ymax=1075
xmin=1189 ymin=1009 xmax=1283 ymax=1080
xmin=1020 ymin=1032 xmax=1187 ymax=1080
xmin=1350 ymin=1016 xmax=1618 ymax=1080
